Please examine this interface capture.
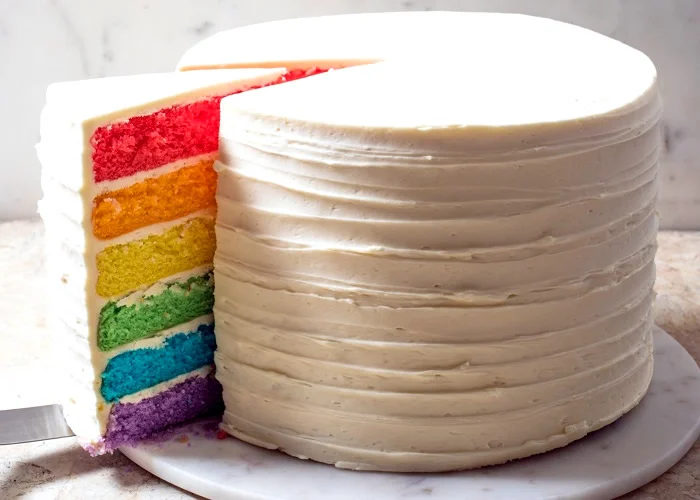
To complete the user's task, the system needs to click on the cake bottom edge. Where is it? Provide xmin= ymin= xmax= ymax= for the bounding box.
xmin=219 ymin=352 xmax=654 ymax=472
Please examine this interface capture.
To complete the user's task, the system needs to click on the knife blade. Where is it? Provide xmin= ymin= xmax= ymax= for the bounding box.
xmin=0 ymin=404 xmax=74 ymax=445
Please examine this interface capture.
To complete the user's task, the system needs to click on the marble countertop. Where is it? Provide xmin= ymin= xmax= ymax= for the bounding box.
xmin=0 ymin=220 xmax=697 ymax=499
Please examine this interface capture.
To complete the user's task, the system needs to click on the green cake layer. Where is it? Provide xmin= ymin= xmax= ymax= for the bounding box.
xmin=98 ymin=272 xmax=214 ymax=351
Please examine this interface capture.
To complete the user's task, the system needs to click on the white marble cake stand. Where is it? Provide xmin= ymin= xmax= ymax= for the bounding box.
xmin=121 ymin=327 xmax=700 ymax=500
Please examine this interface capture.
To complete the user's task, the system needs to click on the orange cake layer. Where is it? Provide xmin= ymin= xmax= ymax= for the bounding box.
xmin=92 ymin=159 xmax=217 ymax=239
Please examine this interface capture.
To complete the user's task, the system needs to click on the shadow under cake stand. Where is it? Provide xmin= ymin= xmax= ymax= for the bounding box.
xmin=121 ymin=327 xmax=700 ymax=500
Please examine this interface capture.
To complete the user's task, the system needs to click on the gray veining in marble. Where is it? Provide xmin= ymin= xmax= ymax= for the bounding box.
xmin=1 ymin=0 xmax=699 ymax=227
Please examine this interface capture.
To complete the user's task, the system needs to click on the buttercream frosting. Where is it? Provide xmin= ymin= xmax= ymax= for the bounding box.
xmin=212 ymin=19 xmax=661 ymax=471
xmin=177 ymin=11 xmax=642 ymax=75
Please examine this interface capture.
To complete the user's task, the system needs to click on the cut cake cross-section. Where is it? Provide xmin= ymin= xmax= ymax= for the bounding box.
xmin=37 ymin=68 xmax=287 ymax=454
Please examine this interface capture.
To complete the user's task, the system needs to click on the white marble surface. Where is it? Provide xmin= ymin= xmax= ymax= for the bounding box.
xmin=120 ymin=328 xmax=700 ymax=500
xmin=0 ymin=0 xmax=699 ymax=227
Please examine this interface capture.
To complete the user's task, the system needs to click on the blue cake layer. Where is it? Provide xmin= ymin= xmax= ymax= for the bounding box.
xmin=100 ymin=323 xmax=216 ymax=403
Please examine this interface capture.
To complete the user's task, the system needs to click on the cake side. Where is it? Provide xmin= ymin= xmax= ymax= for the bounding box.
xmin=37 ymin=69 xmax=286 ymax=453
xmin=213 ymin=37 xmax=662 ymax=471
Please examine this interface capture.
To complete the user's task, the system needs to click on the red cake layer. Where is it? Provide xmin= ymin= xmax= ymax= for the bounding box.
xmin=283 ymin=67 xmax=328 ymax=82
xmin=91 ymin=69 xmax=328 ymax=183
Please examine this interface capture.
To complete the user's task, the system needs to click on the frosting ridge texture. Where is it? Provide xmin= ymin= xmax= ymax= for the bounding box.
xmin=213 ymin=44 xmax=661 ymax=471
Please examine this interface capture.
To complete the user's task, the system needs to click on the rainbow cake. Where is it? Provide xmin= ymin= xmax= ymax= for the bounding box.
xmin=37 ymin=68 xmax=285 ymax=453
xmin=38 ymin=11 xmax=662 ymax=472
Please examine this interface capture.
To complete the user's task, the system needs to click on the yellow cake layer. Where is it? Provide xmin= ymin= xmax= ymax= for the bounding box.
xmin=92 ymin=159 xmax=217 ymax=240
xmin=96 ymin=216 xmax=216 ymax=297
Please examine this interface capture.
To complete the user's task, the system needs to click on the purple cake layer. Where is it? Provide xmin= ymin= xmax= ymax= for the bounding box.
xmin=100 ymin=373 xmax=223 ymax=453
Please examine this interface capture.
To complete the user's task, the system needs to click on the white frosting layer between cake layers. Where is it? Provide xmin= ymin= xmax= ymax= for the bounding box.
xmin=213 ymin=33 xmax=662 ymax=471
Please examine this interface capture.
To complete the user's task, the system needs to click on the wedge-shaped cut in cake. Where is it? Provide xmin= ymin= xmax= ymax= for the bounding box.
xmin=37 ymin=68 xmax=286 ymax=454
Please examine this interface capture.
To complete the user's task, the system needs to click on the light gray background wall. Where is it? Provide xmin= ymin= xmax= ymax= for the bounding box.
xmin=1 ymin=0 xmax=698 ymax=227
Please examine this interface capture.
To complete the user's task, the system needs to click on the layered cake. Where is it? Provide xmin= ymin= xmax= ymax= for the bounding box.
xmin=37 ymin=68 xmax=286 ymax=453
xmin=39 ymin=11 xmax=662 ymax=471
xmin=201 ymin=16 xmax=661 ymax=471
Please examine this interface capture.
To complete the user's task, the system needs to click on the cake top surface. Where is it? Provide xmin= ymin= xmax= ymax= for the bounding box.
xmin=222 ymin=52 xmax=657 ymax=131
xmin=177 ymin=11 xmax=650 ymax=76
xmin=204 ymin=12 xmax=657 ymax=130
xmin=178 ymin=12 xmax=551 ymax=70
xmin=44 ymin=68 xmax=284 ymax=123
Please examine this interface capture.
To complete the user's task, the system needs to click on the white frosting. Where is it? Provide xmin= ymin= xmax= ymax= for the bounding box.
xmin=119 ymin=366 xmax=214 ymax=405
xmin=44 ymin=69 xmax=286 ymax=131
xmin=115 ymin=265 xmax=212 ymax=308
xmin=212 ymin=19 xmax=661 ymax=471
xmin=177 ymin=11 xmax=645 ymax=76
xmin=38 ymin=69 xmax=286 ymax=445
xmin=91 ymin=152 xmax=217 ymax=197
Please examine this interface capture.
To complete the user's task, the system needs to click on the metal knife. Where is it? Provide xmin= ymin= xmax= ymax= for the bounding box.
xmin=0 ymin=404 xmax=74 ymax=445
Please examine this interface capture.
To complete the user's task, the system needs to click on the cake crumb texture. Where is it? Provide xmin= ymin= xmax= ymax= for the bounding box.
xmin=98 ymin=272 xmax=214 ymax=351
xmin=95 ymin=216 xmax=215 ymax=297
xmin=92 ymin=158 xmax=217 ymax=239
xmin=90 ymin=98 xmax=223 ymax=182
xmin=101 ymin=324 xmax=216 ymax=402
xmin=103 ymin=374 xmax=223 ymax=452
